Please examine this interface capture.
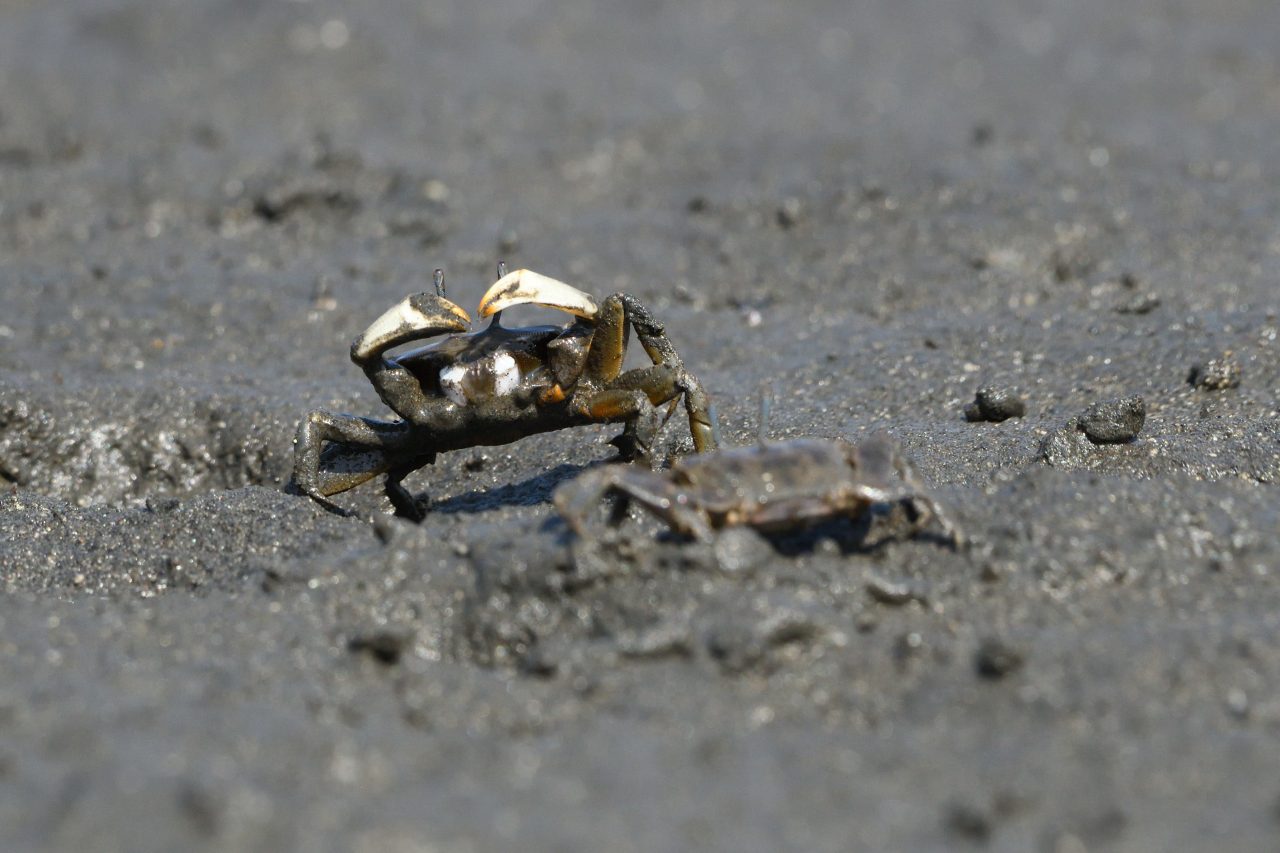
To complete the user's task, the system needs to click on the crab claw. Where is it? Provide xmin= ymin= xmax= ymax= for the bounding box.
xmin=351 ymin=293 xmax=471 ymax=363
xmin=478 ymin=269 xmax=599 ymax=320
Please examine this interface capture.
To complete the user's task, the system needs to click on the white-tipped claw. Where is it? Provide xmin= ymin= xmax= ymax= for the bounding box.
xmin=477 ymin=269 xmax=599 ymax=319
xmin=352 ymin=294 xmax=471 ymax=362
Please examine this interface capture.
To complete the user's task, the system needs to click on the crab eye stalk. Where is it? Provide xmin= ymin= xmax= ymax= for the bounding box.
xmin=477 ymin=268 xmax=600 ymax=320
xmin=433 ymin=268 xmax=446 ymax=299
xmin=488 ymin=261 xmax=509 ymax=327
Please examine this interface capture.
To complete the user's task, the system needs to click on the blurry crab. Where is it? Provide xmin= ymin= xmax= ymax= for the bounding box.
xmin=554 ymin=398 xmax=962 ymax=547
xmin=293 ymin=263 xmax=717 ymax=519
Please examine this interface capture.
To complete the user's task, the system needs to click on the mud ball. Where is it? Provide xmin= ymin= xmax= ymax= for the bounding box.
xmin=775 ymin=196 xmax=804 ymax=228
xmin=1078 ymin=395 xmax=1146 ymax=444
xmin=964 ymin=386 xmax=1027 ymax=422
xmin=945 ymin=801 xmax=993 ymax=841
xmin=974 ymin=637 xmax=1024 ymax=680
xmin=1188 ymin=352 xmax=1242 ymax=391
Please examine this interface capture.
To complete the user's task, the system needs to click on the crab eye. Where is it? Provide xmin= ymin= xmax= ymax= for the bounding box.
xmin=477 ymin=269 xmax=599 ymax=319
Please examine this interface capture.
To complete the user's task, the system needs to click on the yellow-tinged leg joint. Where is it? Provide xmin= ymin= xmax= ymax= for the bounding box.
xmin=539 ymin=384 xmax=567 ymax=404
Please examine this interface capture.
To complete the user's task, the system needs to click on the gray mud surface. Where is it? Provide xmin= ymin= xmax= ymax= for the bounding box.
xmin=2 ymin=1 xmax=1280 ymax=850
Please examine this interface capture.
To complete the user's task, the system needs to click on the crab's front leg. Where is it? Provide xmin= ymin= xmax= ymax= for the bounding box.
xmin=293 ymin=411 xmax=440 ymax=519
xmin=293 ymin=411 xmax=414 ymax=501
xmin=554 ymin=466 xmax=715 ymax=541
xmin=575 ymin=364 xmax=687 ymax=465
xmin=584 ymin=293 xmax=718 ymax=453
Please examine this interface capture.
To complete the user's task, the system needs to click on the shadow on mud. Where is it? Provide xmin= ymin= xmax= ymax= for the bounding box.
xmin=741 ymin=502 xmax=956 ymax=556
xmin=430 ymin=462 xmax=593 ymax=514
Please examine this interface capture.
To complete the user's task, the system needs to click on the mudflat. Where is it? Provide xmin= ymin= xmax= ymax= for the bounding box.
xmin=1 ymin=2 xmax=1278 ymax=850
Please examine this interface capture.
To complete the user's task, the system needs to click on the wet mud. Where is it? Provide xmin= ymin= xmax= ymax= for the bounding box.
xmin=2 ymin=1 xmax=1279 ymax=850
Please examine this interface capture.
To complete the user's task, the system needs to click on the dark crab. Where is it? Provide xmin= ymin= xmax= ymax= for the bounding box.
xmin=554 ymin=431 xmax=961 ymax=546
xmin=293 ymin=264 xmax=717 ymax=519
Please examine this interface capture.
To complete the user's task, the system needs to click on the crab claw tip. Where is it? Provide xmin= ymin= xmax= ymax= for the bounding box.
xmin=351 ymin=293 xmax=471 ymax=362
xmin=478 ymin=269 xmax=599 ymax=320
xmin=408 ymin=293 xmax=472 ymax=327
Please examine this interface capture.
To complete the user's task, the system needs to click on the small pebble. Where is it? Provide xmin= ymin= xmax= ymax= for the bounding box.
xmin=975 ymin=637 xmax=1024 ymax=680
xmin=497 ymin=229 xmax=520 ymax=254
xmin=347 ymin=631 xmax=407 ymax=666
xmin=964 ymin=386 xmax=1027 ymax=422
xmin=1225 ymin=688 xmax=1249 ymax=719
xmin=146 ymin=496 xmax=181 ymax=514
xmin=865 ymin=574 xmax=922 ymax=606
xmin=1078 ymin=395 xmax=1145 ymax=444
xmin=776 ymin=197 xmax=804 ymax=228
xmin=615 ymin=623 xmax=694 ymax=660
xmin=945 ymin=801 xmax=993 ymax=841
xmin=1188 ymin=352 xmax=1242 ymax=391
xmin=1115 ymin=293 xmax=1160 ymax=315
xmin=517 ymin=648 xmax=557 ymax=679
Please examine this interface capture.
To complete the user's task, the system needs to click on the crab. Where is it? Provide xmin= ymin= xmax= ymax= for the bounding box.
xmin=554 ymin=430 xmax=962 ymax=546
xmin=293 ymin=264 xmax=717 ymax=519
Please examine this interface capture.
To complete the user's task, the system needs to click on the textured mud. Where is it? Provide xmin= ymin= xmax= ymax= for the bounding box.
xmin=2 ymin=1 xmax=1280 ymax=851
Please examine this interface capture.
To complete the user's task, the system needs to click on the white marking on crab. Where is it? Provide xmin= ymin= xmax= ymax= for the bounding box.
xmin=439 ymin=363 xmax=468 ymax=406
xmin=439 ymin=352 xmax=521 ymax=406
xmin=491 ymin=352 xmax=520 ymax=396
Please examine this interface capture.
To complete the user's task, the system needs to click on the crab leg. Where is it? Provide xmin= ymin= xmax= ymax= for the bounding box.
xmin=383 ymin=463 xmax=430 ymax=521
xmin=578 ymin=382 xmax=666 ymax=465
xmin=583 ymin=293 xmax=718 ymax=453
xmin=885 ymin=451 xmax=964 ymax=547
xmin=293 ymin=410 xmax=415 ymax=499
xmin=477 ymin=273 xmax=718 ymax=453
xmin=586 ymin=365 xmax=689 ymax=462
xmin=553 ymin=466 xmax=714 ymax=541
xmin=846 ymin=437 xmax=964 ymax=546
